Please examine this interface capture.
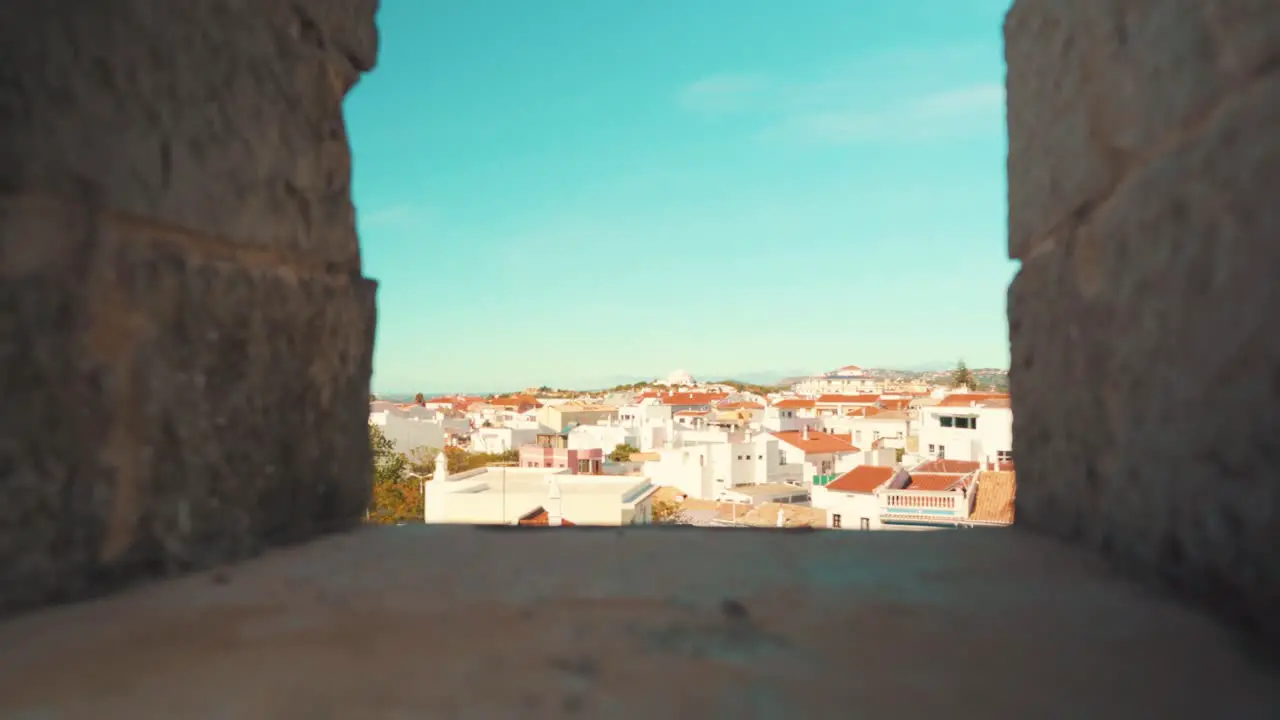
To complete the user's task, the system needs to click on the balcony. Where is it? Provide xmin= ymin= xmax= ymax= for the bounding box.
xmin=811 ymin=473 xmax=840 ymax=486
xmin=878 ymin=489 xmax=968 ymax=526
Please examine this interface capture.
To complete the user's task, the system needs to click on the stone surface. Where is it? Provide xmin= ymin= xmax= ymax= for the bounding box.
xmin=0 ymin=0 xmax=379 ymax=616
xmin=0 ymin=0 xmax=379 ymax=267
xmin=1004 ymin=0 xmax=1242 ymax=259
xmin=1008 ymin=0 xmax=1280 ymax=643
xmin=0 ymin=527 xmax=1276 ymax=719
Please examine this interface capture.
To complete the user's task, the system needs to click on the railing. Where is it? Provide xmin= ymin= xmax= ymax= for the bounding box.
xmin=879 ymin=490 xmax=964 ymax=517
xmin=812 ymin=474 xmax=839 ymax=486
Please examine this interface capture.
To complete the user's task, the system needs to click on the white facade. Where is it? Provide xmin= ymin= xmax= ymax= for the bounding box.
xmin=641 ymin=434 xmax=790 ymax=501
xmin=919 ymin=403 xmax=1013 ymax=464
xmin=369 ymin=409 xmax=447 ymax=453
xmin=424 ymin=467 xmax=657 ymax=526
xmin=567 ymin=424 xmax=638 ymax=455
xmin=822 ymin=412 xmax=913 ymax=450
xmin=793 ymin=366 xmax=882 ymax=397
xmin=470 ymin=425 xmax=541 ymax=454
xmin=761 ymin=406 xmax=818 ymax=433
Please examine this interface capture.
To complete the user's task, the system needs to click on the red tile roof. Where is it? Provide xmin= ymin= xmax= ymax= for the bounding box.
xmin=816 ymin=394 xmax=880 ymax=404
xmin=969 ymin=471 xmax=1017 ymax=525
xmin=936 ymin=393 xmax=1011 ymax=408
xmin=827 ymin=465 xmax=896 ymax=493
xmin=878 ymin=398 xmax=910 ymax=411
xmin=770 ymin=430 xmax=860 ymax=454
xmin=773 ymin=398 xmax=815 ymax=409
xmin=912 ymin=458 xmax=1013 ymax=473
xmin=660 ymin=392 xmax=728 ymax=406
xmin=718 ymin=401 xmax=764 ymax=410
xmin=905 ymin=473 xmax=967 ymax=491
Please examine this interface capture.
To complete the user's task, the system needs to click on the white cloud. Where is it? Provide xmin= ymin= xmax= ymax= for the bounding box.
xmin=762 ymin=82 xmax=1006 ymax=145
xmin=676 ymin=73 xmax=773 ymax=115
xmin=676 ymin=45 xmax=1006 ymax=144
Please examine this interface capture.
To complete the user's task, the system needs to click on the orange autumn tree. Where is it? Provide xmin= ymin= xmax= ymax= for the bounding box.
xmin=367 ymin=424 xmax=423 ymax=524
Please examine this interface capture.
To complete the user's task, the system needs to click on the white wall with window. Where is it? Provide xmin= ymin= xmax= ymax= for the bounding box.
xmin=918 ymin=405 xmax=1013 ymax=464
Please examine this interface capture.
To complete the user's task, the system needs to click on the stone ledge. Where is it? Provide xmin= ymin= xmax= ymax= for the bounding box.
xmin=0 ymin=527 xmax=1275 ymax=719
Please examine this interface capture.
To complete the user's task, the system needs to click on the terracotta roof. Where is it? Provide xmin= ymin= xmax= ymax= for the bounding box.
xmin=815 ymin=394 xmax=880 ymax=404
xmin=936 ymin=393 xmax=1011 ymax=408
xmin=912 ymin=458 xmax=1013 ymax=474
xmin=489 ymin=395 xmax=540 ymax=408
xmin=674 ymin=410 xmax=708 ymax=417
xmin=969 ymin=471 xmax=1016 ymax=525
xmin=659 ymin=392 xmax=728 ymax=406
xmin=844 ymin=406 xmax=882 ymax=417
xmin=772 ymin=398 xmax=815 ymax=409
xmin=517 ymin=507 xmax=577 ymax=526
xmin=905 ymin=473 xmax=966 ymax=491
xmin=878 ymin=398 xmax=911 ymax=411
xmin=770 ymin=430 xmax=860 ymax=454
xmin=827 ymin=465 xmax=897 ymax=494
xmin=717 ymin=401 xmax=764 ymax=410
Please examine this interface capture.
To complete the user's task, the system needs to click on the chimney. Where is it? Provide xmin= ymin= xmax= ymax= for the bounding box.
xmin=802 ymin=425 xmax=810 ymax=441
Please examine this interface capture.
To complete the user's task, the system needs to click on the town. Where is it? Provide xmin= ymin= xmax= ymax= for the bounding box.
xmin=368 ymin=363 xmax=1016 ymax=530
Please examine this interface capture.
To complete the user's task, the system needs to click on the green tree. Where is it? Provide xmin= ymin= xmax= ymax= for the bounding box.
xmin=414 ymin=392 xmax=425 ymax=405
xmin=368 ymin=424 xmax=420 ymax=524
xmin=370 ymin=423 xmax=407 ymax=484
xmin=651 ymin=499 xmax=690 ymax=524
xmin=951 ymin=360 xmax=977 ymax=390
xmin=608 ymin=443 xmax=640 ymax=463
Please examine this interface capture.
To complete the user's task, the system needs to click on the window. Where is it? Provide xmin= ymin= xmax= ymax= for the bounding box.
xmin=779 ymin=451 xmax=788 ymax=465
xmin=938 ymin=445 xmax=947 ymax=459
xmin=832 ymin=514 xmax=843 ymax=529
xmin=997 ymin=450 xmax=1013 ymax=462
xmin=951 ymin=416 xmax=977 ymax=430
xmin=940 ymin=416 xmax=954 ymax=428
xmin=860 ymin=517 xmax=870 ymax=530
xmin=758 ymin=454 xmax=763 ymax=460
xmin=928 ymin=444 xmax=936 ymax=454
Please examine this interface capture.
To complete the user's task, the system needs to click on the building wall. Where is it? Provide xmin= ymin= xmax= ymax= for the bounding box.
xmin=811 ymin=487 xmax=883 ymax=530
xmin=919 ymin=407 xmax=1012 ymax=462
xmin=376 ymin=414 xmax=447 ymax=453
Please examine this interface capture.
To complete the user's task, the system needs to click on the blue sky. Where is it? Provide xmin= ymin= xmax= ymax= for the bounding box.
xmin=347 ymin=0 xmax=1017 ymax=394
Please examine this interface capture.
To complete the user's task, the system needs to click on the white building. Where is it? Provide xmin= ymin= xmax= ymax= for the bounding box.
xmin=762 ymin=399 xmax=819 ymax=433
xmin=640 ymin=432 xmax=791 ymax=501
xmin=792 ymin=365 xmax=882 ymax=397
xmin=821 ymin=410 xmax=913 ymax=451
xmin=918 ymin=393 xmax=1013 ymax=464
xmin=369 ymin=407 xmax=447 ymax=452
xmin=567 ymin=423 xmax=638 ymax=455
xmin=770 ymin=427 xmax=863 ymax=488
xmin=423 ymin=463 xmax=658 ymax=526
xmin=659 ymin=369 xmax=695 ymax=386
xmin=811 ymin=464 xmax=906 ymax=531
xmin=469 ymin=423 xmax=541 ymax=454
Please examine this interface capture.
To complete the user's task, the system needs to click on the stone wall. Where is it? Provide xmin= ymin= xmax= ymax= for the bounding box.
xmin=0 ymin=1 xmax=380 ymax=614
xmin=1006 ymin=0 xmax=1280 ymax=641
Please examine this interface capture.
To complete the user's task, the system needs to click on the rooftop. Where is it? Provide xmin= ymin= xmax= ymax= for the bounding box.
xmin=969 ymin=471 xmax=1017 ymax=525
xmin=770 ymin=430 xmax=859 ymax=454
xmin=827 ymin=465 xmax=898 ymax=493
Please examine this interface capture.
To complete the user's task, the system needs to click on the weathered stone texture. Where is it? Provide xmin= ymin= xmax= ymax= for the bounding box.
xmin=0 ymin=1 xmax=379 ymax=615
xmin=1008 ymin=0 xmax=1280 ymax=642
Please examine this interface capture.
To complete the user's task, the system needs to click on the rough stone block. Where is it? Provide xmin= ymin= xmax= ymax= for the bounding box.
xmin=1005 ymin=0 xmax=1227 ymax=259
xmin=1 ymin=200 xmax=377 ymax=613
xmin=1011 ymin=70 xmax=1280 ymax=641
xmin=0 ymin=0 xmax=380 ymax=268
xmin=0 ymin=0 xmax=379 ymax=616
